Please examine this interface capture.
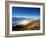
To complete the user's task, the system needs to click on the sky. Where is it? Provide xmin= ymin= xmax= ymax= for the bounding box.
xmin=12 ymin=7 xmax=40 ymax=17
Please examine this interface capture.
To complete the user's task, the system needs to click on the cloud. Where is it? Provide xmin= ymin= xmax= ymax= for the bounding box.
xmin=16 ymin=20 xmax=31 ymax=25
xmin=12 ymin=16 xmax=40 ymax=26
xmin=12 ymin=16 xmax=40 ymax=18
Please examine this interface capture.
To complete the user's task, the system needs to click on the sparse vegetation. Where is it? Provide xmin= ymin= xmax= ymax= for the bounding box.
xmin=12 ymin=20 xmax=40 ymax=31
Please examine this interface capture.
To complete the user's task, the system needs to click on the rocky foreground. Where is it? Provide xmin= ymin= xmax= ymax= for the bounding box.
xmin=12 ymin=20 xmax=40 ymax=31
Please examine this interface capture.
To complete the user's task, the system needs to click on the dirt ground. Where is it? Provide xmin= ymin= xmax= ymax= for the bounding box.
xmin=12 ymin=20 xmax=40 ymax=31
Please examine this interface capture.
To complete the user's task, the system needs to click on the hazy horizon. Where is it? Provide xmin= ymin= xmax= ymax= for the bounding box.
xmin=12 ymin=7 xmax=40 ymax=26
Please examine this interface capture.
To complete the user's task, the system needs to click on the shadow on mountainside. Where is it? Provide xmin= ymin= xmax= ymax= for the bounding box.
xmin=12 ymin=20 xmax=40 ymax=31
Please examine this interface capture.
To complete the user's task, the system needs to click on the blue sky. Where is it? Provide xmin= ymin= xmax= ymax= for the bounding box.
xmin=12 ymin=7 xmax=40 ymax=17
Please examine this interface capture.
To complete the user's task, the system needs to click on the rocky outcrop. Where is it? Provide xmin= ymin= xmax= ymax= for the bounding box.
xmin=12 ymin=20 xmax=40 ymax=31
